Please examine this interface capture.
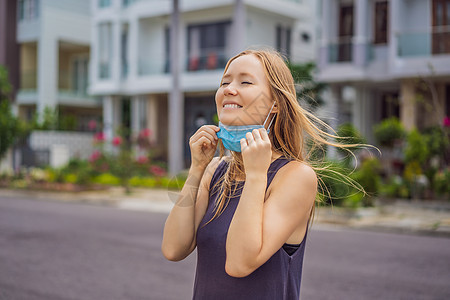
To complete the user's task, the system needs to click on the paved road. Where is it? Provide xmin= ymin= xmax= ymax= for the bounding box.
xmin=0 ymin=196 xmax=449 ymax=300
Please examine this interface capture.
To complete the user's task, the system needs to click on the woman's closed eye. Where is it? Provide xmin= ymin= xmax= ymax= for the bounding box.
xmin=241 ymin=81 xmax=253 ymax=85
xmin=221 ymin=82 xmax=230 ymax=87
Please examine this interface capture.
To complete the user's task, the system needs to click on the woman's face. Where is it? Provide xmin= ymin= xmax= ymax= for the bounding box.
xmin=215 ymin=54 xmax=275 ymax=126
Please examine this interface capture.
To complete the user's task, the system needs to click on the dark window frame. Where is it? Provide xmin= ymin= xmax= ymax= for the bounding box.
xmin=374 ymin=1 xmax=389 ymax=45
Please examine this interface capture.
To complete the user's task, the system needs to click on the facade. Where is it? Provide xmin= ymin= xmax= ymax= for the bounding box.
xmin=0 ymin=0 xmax=20 ymax=96
xmin=317 ymin=0 xmax=450 ymax=143
xmin=16 ymin=0 xmax=101 ymax=130
xmin=89 ymin=0 xmax=317 ymax=174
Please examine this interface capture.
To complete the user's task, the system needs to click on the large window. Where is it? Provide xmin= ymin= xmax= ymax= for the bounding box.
xmin=98 ymin=0 xmax=111 ymax=8
xmin=432 ymin=0 xmax=450 ymax=54
xmin=121 ymin=24 xmax=129 ymax=78
xmin=187 ymin=21 xmax=231 ymax=71
xmin=276 ymin=25 xmax=291 ymax=60
xmin=337 ymin=3 xmax=354 ymax=62
xmin=18 ymin=0 xmax=39 ymax=21
xmin=98 ymin=23 xmax=112 ymax=79
xmin=72 ymin=56 xmax=89 ymax=95
xmin=374 ymin=1 xmax=388 ymax=44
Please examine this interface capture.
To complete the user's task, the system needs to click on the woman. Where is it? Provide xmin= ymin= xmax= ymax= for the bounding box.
xmin=162 ymin=49 xmax=349 ymax=299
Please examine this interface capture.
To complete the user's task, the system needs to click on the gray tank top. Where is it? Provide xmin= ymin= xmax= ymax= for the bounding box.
xmin=193 ymin=156 xmax=308 ymax=300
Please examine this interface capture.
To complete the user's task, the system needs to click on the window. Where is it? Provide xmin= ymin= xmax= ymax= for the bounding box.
xmin=374 ymin=1 xmax=388 ymax=44
xmin=123 ymin=0 xmax=135 ymax=7
xmin=432 ymin=0 xmax=450 ymax=54
xmin=99 ymin=0 xmax=111 ymax=8
xmin=276 ymin=25 xmax=291 ymax=60
xmin=18 ymin=0 xmax=39 ymax=21
xmin=337 ymin=4 xmax=354 ymax=62
xmin=446 ymin=84 xmax=450 ymax=117
xmin=121 ymin=24 xmax=129 ymax=78
xmin=380 ymin=92 xmax=400 ymax=120
xmin=72 ymin=56 xmax=89 ymax=95
xmin=98 ymin=23 xmax=112 ymax=79
xmin=164 ymin=27 xmax=170 ymax=73
xmin=187 ymin=22 xmax=231 ymax=71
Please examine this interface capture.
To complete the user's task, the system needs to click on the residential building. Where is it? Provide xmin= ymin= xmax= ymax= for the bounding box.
xmin=16 ymin=0 xmax=101 ymax=131
xmin=317 ymin=0 xmax=450 ymax=143
xmin=0 ymin=0 xmax=20 ymax=96
xmin=89 ymin=0 xmax=317 ymax=174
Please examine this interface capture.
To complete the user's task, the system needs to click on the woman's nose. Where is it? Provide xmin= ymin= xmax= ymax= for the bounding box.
xmin=223 ymin=84 xmax=237 ymax=96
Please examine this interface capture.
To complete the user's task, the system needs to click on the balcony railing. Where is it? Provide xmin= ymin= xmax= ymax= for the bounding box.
xmin=397 ymin=27 xmax=450 ymax=57
xmin=186 ymin=49 xmax=227 ymax=72
xmin=138 ymin=59 xmax=168 ymax=76
xmin=328 ymin=37 xmax=353 ymax=63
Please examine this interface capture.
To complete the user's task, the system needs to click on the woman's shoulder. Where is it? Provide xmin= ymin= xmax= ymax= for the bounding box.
xmin=271 ymin=159 xmax=317 ymax=194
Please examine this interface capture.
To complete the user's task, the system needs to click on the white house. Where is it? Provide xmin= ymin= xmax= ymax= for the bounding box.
xmin=89 ymin=0 xmax=317 ymax=174
xmin=317 ymin=0 xmax=450 ymax=143
xmin=16 ymin=0 xmax=101 ymax=130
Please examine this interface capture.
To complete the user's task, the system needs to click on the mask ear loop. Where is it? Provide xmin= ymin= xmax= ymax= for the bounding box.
xmin=263 ymin=102 xmax=276 ymax=130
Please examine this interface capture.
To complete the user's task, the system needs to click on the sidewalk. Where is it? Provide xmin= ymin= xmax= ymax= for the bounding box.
xmin=2 ymin=187 xmax=450 ymax=237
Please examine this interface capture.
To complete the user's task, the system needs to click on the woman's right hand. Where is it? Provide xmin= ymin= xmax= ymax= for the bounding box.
xmin=189 ymin=125 xmax=220 ymax=171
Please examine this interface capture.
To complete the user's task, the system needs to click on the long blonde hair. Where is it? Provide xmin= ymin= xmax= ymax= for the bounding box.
xmin=206 ymin=49 xmax=365 ymax=226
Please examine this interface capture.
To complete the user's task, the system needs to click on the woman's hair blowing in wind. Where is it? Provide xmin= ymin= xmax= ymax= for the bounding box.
xmin=206 ymin=48 xmax=366 ymax=226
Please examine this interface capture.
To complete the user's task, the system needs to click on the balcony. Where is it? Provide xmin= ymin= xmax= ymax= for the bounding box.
xmin=186 ymin=49 xmax=227 ymax=72
xmin=138 ymin=59 xmax=168 ymax=76
xmin=58 ymin=70 xmax=98 ymax=107
xmin=398 ymin=27 xmax=450 ymax=57
xmin=328 ymin=37 xmax=353 ymax=63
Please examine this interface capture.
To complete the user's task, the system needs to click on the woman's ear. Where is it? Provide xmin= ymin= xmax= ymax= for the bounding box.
xmin=272 ymin=101 xmax=278 ymax=113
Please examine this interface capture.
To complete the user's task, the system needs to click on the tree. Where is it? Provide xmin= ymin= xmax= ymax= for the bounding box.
xmin=0 ymin=65 xmax=22 ymax=160
xmin=288 ymin=62 xmax=326 ymax=110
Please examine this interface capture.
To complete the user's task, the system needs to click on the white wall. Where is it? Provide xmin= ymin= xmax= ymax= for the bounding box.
xmin=138 ymin=18 xmax=167 ymax=75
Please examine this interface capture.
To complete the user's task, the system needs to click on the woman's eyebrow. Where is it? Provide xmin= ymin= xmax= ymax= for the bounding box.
xmin=222 ymin=72 xmax=256 ymax=79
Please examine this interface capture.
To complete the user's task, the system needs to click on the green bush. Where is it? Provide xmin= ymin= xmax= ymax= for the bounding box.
xmin=129 ymin=176 xmax=157 ymax=188
xmin=92 ymin=173 xmax=120 ymax=185
xmin=380 ymin=176 xmax=410 ymax=198
xmin=405 ymin=129 xmax=429 ymax=164
xmin=316 ymin=160 xmax=352 ymax=206
xmin=374 ymin=117 xmax=406 ymax=147
xmin=433 ymin=169 xmax=450 ymax=198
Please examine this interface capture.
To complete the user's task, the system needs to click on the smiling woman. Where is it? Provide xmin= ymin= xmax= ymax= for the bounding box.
xmin=162 ymin=48 xmax=364 ymax=300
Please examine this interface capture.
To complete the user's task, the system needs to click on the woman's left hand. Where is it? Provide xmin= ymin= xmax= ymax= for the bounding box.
xmin=240 ymin=128 xmax=272 ymax=177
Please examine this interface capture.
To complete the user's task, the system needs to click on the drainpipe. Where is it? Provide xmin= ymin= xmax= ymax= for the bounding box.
xmin=232 ymin=0 xmax=245 ymax=55
xmin=168 ymin=0 xmax=183 ymax=176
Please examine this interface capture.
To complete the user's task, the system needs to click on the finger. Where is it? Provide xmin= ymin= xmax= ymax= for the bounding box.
xmin=191 ymin=131 xmax=216 ymax=145
xmin=200 ymin=125 xmax=219 ymax=140
xmin=246 ymin=132 xmax=254 ymax=145
xmin=240 ymin=138 xmax=248 ymax=152
xmin=259 ymin=127 xmax=270 ymax=142
xmin=193 ymin=136 xmax=213 ymax=148
xmin=252 ymin=129 xmax=262 ymax=141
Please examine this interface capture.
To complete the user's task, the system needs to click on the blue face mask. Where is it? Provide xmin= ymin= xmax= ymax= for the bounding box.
xmin=216 ymin=102 xmax=276 ymax=153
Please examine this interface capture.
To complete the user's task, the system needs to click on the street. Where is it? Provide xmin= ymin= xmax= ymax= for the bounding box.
xmin=0 ymin=195 xmax=449 ymax=300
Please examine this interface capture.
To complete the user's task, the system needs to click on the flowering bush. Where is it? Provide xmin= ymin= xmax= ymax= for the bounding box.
xmin=87 ymin=127 xmax=169 ymax=192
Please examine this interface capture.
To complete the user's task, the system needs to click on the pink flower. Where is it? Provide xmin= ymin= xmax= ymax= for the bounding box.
xmin=443 ymin=116 xmax=450 ymax=128
xmin=150 ymin=165 xmax=166 ymax=177
xmin=112 ymin=136 xmax=122 ymax=146
xmin=94 ymin=132 xmax=105 ymax=143
xmin=139 ymin=128 xmax=152 ymax=138
xmin=88 ymin=120 xmax=97 ymax=130
xmin=89 ymin=150 xmax=102 ymax=163
xmin=137 ymin=156 xmax=149 ymax=164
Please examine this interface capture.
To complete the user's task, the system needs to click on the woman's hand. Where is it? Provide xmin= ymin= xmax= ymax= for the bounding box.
xmin=240 ymin=128 xmax=272 ymax=177
xmin=189 ymin=125 xmax=220 ymax=171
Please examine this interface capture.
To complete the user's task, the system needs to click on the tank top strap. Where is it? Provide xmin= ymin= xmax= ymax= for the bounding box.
xmin=209 ymin=159 xmax=229 ymax=193
xmin=266 ymin=156 xmax=293 ymax=192
xmin=208 ymin=156 xmax=293 ymax=193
